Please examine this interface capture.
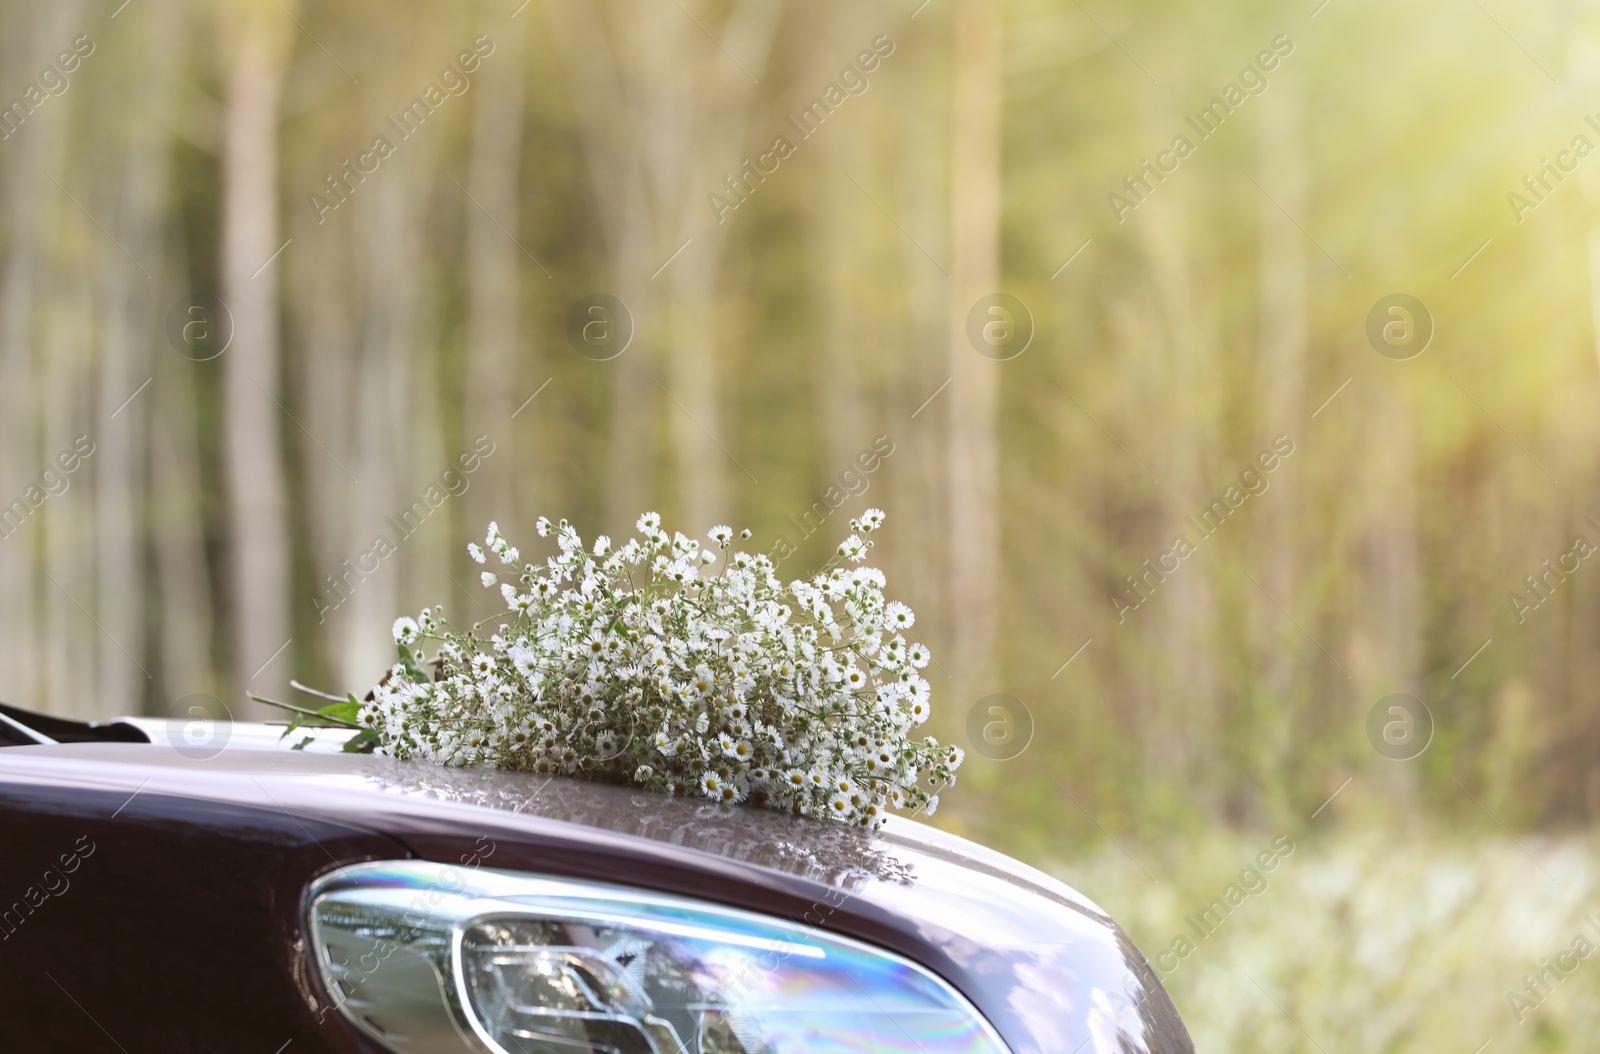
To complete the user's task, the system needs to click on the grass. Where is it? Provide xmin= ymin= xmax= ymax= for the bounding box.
xmin=1046 ymin=823 xmax=1600 ymax=1052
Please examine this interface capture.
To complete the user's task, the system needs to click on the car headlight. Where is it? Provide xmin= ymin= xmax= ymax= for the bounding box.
xmin=307 ymin=861 xmax=1011 ymax=1054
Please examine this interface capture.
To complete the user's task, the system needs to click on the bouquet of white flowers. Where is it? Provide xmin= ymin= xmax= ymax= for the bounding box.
xmin=353 ymin=510 xmax=959 ymax=828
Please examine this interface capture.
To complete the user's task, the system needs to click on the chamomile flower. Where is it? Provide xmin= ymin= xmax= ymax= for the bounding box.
xmin=883 ymin=601 xmax=915 ymax=631
xmin=836 ymin=535 xmax=868 ymax=562
xmin=360 ymin=508 xmax=958 ymax=829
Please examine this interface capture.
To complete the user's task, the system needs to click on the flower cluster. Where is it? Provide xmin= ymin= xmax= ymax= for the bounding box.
xmin=363 ymin=510 xmax=960 ymax=828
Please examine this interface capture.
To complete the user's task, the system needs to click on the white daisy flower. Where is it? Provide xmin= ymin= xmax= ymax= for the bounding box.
xmin=367 ymin=509 xmax=950 ymax=828
xmin=836 ymin=535 xmax=867 ymax=562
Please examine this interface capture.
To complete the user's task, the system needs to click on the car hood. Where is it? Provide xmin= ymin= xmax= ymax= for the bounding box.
xmin=0 ymin=740 xmax=1192 ymax=1054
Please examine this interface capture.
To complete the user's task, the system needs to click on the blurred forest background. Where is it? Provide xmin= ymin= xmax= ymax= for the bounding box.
xmin=4 ymin=0 xmax=1600 ymax=1046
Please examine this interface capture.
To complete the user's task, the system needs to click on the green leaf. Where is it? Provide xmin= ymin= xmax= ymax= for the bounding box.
xmin=341 ymin=728 xmax=381 ymax=754
xmin=316 ymin=700 xmax=362 ymax=725
xmin=397 ymin=643 xmax=430 ymax=683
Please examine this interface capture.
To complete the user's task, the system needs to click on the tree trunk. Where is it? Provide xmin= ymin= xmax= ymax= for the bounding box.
xmin=151 ymin=355 xmax=219 ymax=708
xmin=1137 ymin=180 xmax=1218 ymax=806
xmin=340 ymin=165 xmax=431 ymax=694
xmin=42 ymin=261 xmax=95 ymax=717
xmin=664 ymin=251 xmax=728 ymax=530
xmin=93 ymin=0 xmax=181 ymax=718
xmin=546 ymin=0 xmax=782 ymax=534
xmin=814 ymin=126 xmax=868 ymax=486
xmin=466 ymin=6 xmax=527 ymax=534
xmin=1251 ymin=73 xmax=1307 ymax=801
xmin=221 ymin=5 xmax=293 ymax=714
xmin=0 ymin=11 xmax=65 ymax=711
xmin=892 ymin=15 xmax=949 ymax=651
xmin=947 ymin=0 xmax=1003 ymax=695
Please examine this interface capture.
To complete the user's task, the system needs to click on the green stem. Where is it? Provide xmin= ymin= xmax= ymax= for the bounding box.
xmin=247 ymin=693 xmax=363 ymax=728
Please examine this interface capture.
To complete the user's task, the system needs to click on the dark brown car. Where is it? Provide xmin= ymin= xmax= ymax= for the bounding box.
xmin=0 ymin=703 xmax=1193 ymax=1053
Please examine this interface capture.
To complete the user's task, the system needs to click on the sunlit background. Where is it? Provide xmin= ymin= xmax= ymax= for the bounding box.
xmin=4 ymin=0 xmax=1600 ymax=1047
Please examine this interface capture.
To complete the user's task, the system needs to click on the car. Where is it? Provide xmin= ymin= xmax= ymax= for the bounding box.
xmin=0 ymin=701 xmax=1194 ymax=1053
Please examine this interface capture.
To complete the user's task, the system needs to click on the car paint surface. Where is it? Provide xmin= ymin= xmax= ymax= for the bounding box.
xmin=0 ymin=739 xmax=1193 ymax=1054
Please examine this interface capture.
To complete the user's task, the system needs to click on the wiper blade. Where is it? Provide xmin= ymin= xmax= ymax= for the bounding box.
xmin=0 ymin=709 xmax=54 ymax=745
xmin=0 ymin=701 xmax=150 ymax=747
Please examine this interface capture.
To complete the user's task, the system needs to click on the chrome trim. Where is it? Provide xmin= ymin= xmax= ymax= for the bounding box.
xmin=0 ymin=710 xmax=55 ymax=745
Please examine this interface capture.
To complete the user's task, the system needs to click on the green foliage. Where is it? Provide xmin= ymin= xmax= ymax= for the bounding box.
xmin=2 ymin=0 xmax=1598 ymax=848
xmin=249 ymin=692 xmax=379 ymax=753
xmin=1054 ymin=822 xmax=1600 ymax=1052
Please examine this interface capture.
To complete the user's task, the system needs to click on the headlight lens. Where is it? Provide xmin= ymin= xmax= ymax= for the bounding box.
xmin=308 ymin=861 xmax=1011 ymax=1054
